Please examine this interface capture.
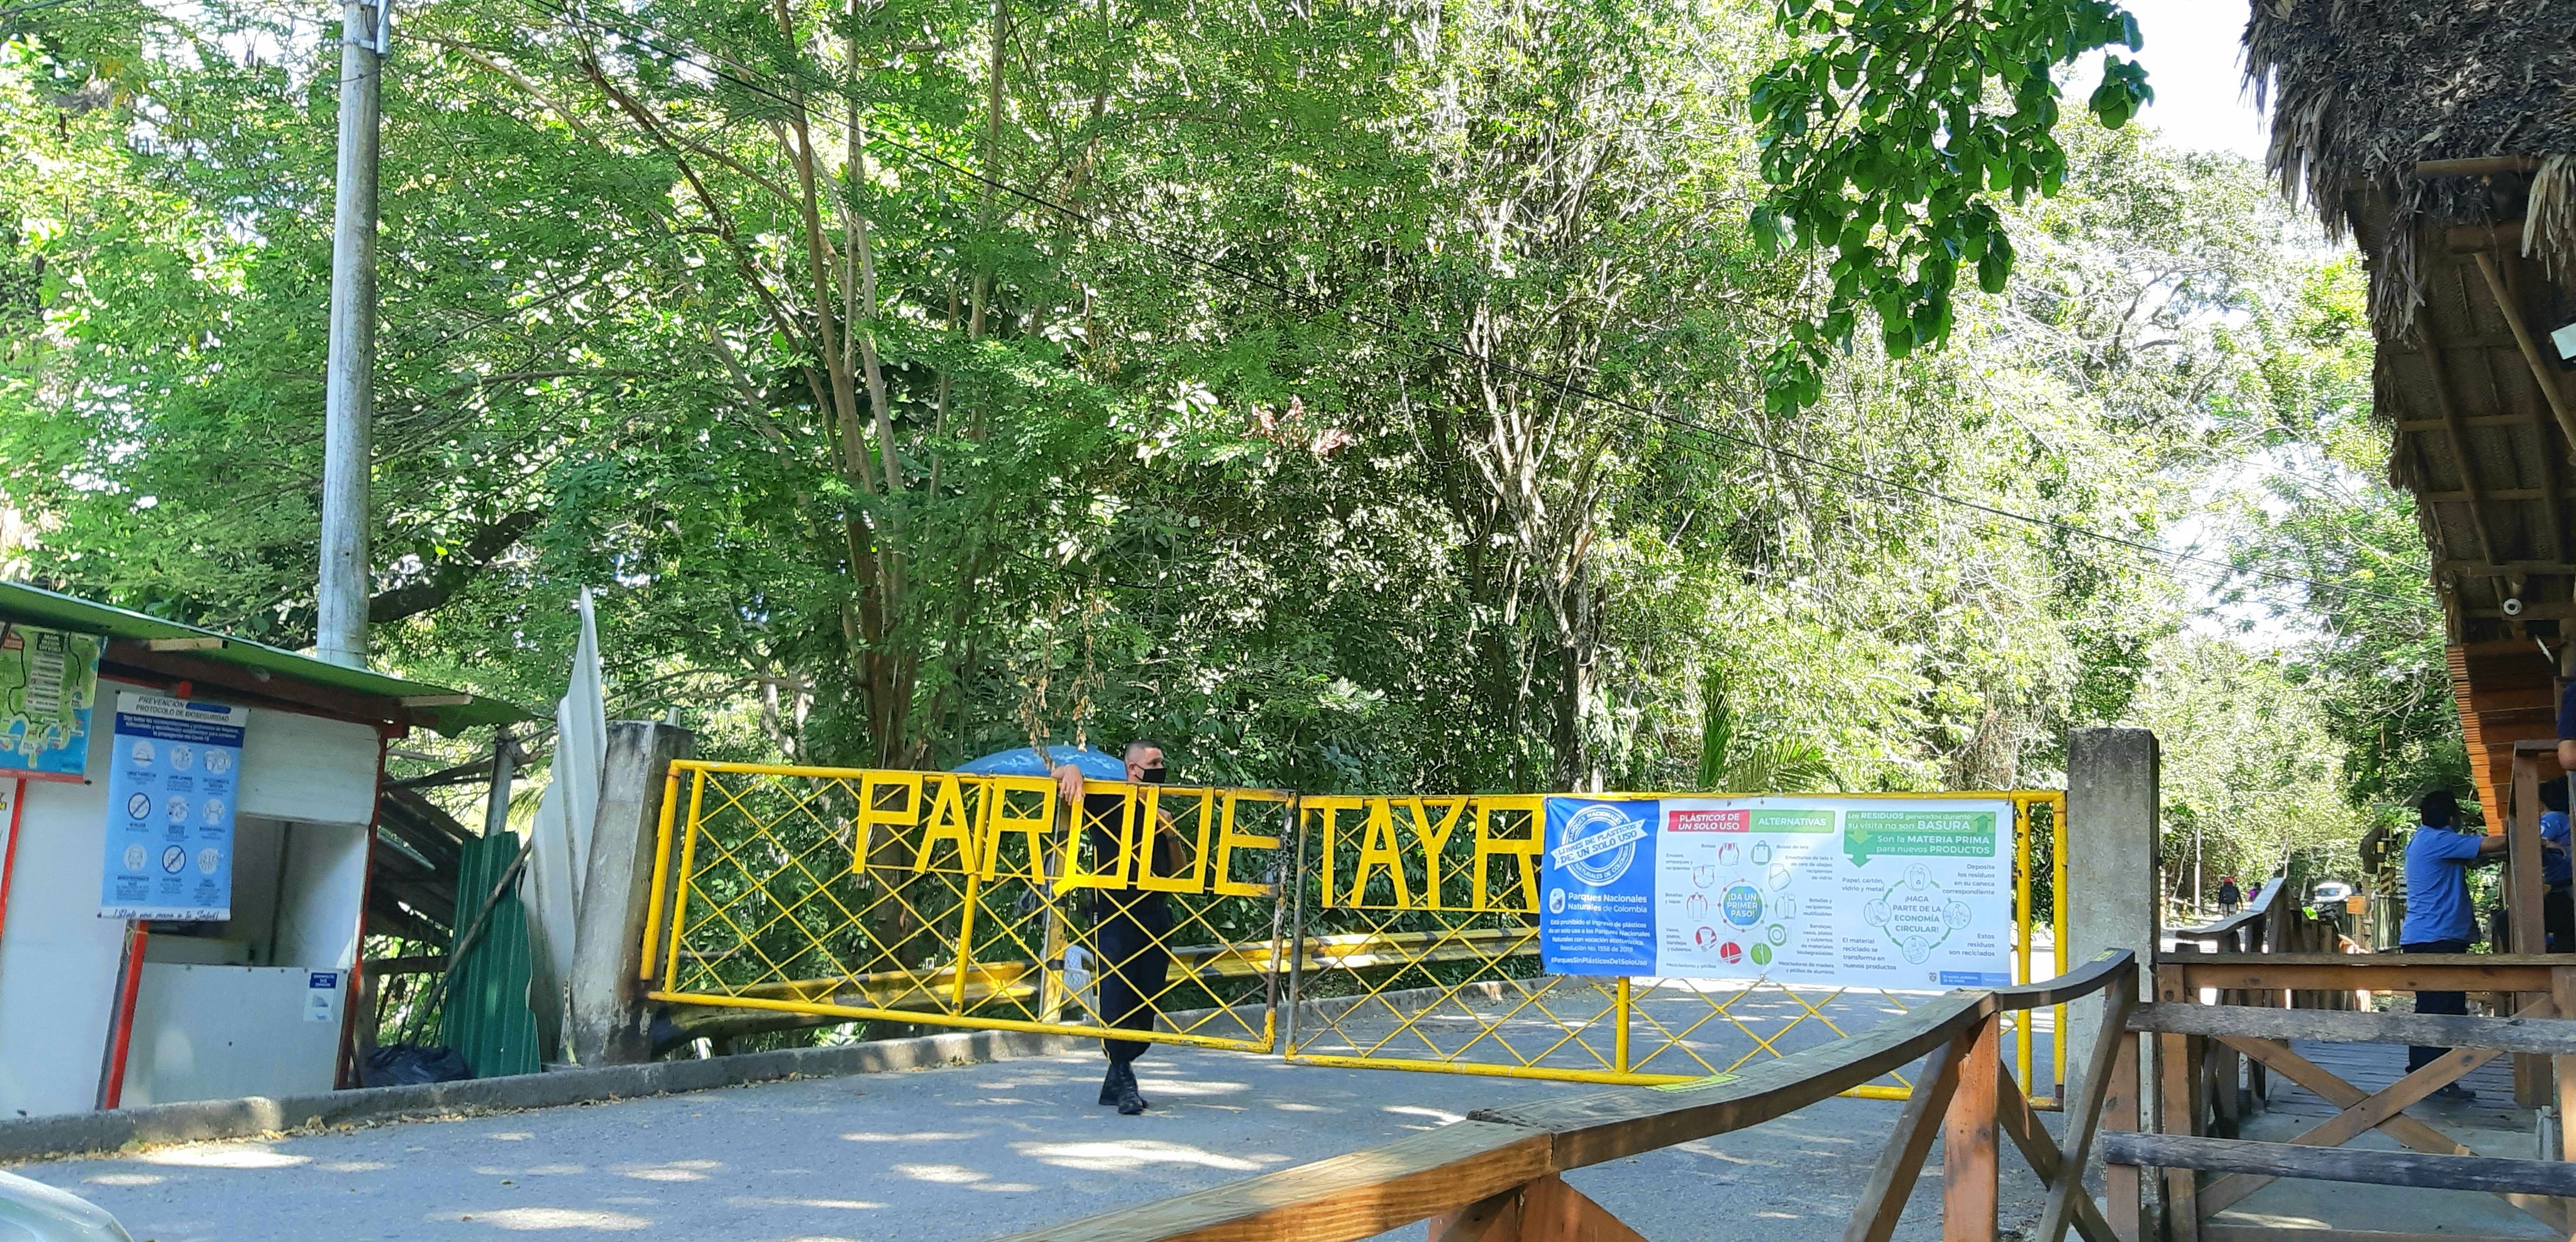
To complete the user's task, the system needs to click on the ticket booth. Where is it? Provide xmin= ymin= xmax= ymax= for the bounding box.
xmin=0 ymin=583 xmax=526 ymax=1117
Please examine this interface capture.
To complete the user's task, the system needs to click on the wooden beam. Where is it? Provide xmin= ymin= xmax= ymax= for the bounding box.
xmin=2206 ymin=1228 xmax=2556 ymax=1242
xmin=103 ymin=642 xmax=410 ymax=728
xmin=1943 ymin=1014 xmax=1999 ymax=1242
xmin=2125 ymin=1001 xmax=2576 ymax=1055
xmin=144 ymin=636 xmax=224 ymax=652
xmin=1995 ymin=1061 xmax=2117 ymax=1242
xmin=2420 ymin=487 xmax=2576 ymax=503
xmin=2418 ymin=157 xmax=2541 ymax=179
xmin=1518 ymin=1175 xmax=1648 ymax=1242
xmin=2155 ymin=963 xmax=2200 ymax=1242
xmin=2103 ymin=1026 xmax=2142 ymax=1242
xmin=2099 ymin=1133 xmax=2576 ymax=1198
xmin=2414 ymin=332 xmax=2506 ymax=567
xmin=2193 ymin=1039 xmax=2508 ymax=1215
xmin=979 ymin=1122 xmax=1552 ymax=1242
xmin=2214 ymin=1033 xmax=2572 ymax=1235
xmin=2470 ymin=250 xmax=2576 ymax=463
xmin=1844 ymin=1024 xmax=1972 ymax=1242
xmin=2166 ymin=953 xmax=2558 ymax=993
xmin=1428 ymin=1188 xmax=1523 ymax=1242
xmin=1471 ymin=989 xmax=1990 ymax=1171
xmin=2447 ymin=220 xmax=2528 ymax=252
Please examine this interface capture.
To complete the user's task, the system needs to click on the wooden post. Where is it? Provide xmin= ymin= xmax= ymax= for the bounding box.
xmin=2513 ymin=749 xmax=2551 ymax=1108
xmin=2157 ymin=959 xmax=2202 ymax=1242
xmin=2555 ymin=966 xmax=2576 ymax=1230
xmin=1944 ymin=1013 xmax=2000 ymax=1242
xmin=2105 ymin=1018 xmax=2144 ymax=1242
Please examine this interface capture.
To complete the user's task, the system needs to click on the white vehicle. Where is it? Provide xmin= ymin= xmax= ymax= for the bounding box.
xmin=0 ymin=1171 xmax=132 ymax=1242
xmin=2312 ymin=881 xmax=2356 ymax=906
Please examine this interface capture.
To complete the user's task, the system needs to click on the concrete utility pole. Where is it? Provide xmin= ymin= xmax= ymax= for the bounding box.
xmin=318 ymin=0 xmax=387 ymax=669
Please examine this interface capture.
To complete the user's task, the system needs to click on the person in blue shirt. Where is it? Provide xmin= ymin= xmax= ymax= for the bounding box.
xmin=2401 ymin=788 xmax=2510 ymax=1092
xmin=2543 ymin=777 xmax=2572 ymax=951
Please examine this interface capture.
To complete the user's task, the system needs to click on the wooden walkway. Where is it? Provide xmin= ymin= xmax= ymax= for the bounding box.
xmin=2259 ymin=1037 xmax=2528 ymax=1125
xmin=2218 ymin=1037 xmax=2556 ymax=1239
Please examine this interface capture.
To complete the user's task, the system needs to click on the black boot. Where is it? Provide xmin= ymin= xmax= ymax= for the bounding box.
xmin=1097 ymin=1061 xmax=1124 ymax=1106
xmin=1115 ymin=1062 xmax=1148 ymax=1116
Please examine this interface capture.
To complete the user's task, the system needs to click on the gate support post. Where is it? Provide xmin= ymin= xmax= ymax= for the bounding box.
xmin=568 ymin=721 xmax=694 ymax=1065
xmin=2067 ymin=729 xmax=2161 ymax=1182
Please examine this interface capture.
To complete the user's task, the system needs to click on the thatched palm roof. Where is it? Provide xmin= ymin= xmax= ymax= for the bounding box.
xmin=2246 ymin=0 xmax=2576 ymax=828
xmin=2248 ymin=0 xmax=2576 ymax=334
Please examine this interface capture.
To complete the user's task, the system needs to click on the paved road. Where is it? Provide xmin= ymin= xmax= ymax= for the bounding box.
xmin=18 ymin=1047 xmax=2055 ymax=1241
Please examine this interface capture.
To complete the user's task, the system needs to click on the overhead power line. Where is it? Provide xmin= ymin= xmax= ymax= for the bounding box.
xmin=505 ymin=0 xmax=2418 ymax=609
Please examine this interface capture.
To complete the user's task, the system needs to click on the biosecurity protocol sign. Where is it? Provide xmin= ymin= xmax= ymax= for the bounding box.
xmin=100 ymin=693 xmax=247 ymax=921
xmin=1539 ymin=796 xmax=2014 ymax=991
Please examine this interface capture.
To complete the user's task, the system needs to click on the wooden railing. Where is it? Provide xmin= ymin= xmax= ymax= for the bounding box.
xmin=2116 ymin=951 xmax=2576 ymax=1242
xmin=987 ymin=951 xmax=2140 ymax=1242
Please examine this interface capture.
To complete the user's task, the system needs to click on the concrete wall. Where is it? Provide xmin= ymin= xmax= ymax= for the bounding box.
xmin=0 ymin=679 xmax=381 ymax=1117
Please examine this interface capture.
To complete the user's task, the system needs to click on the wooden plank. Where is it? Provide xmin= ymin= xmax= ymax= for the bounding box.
xmin=2103 ymin=1025 xmax=2142 ymax=1242
xmin=1470 ymin=990 xmax=1990 ymax=1171
xmin=2099 ymin=1133 xmax=2576 ymax=1198
xmin=2126 ymin=1002 xmax=2576 ymax=1055
xmin=1844 ymin=1025 xmax=1971 ymax=1242
xmin=1945 ymin=1014 xmax=1999 ymax=1242
xmin=2207 ymin=1227 xmax=2553 ymax=1242
xmin=2170 ymin=954 xmax=2557 ymax=993
xmin=979 ymin=1122 xmax=1550 ymax=1242
xmin=2156 ymin=964 xmax=2200 ymax=1242
xmin=1993 ymin=950 xmax=2138 ymax=1009
xmin=2471 ymin=250 xmax=2576 ymax=462
xmin=2036 ymin=979 xmax=2134 ymax=1242
xmin=1995 ymin=1062 xmax=2116 ymax=1242
xmin=2510 ymin=754 xmax=2551 ymax=1108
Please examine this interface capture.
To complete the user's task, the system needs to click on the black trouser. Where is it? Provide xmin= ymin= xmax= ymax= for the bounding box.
xmin=2403 ymin=938 xmax=2471 ymax=1072
xmin=2548 ymin=887 xmax=2574 ymax=953
xmin=1096 ymin=899 xmax=1171 ymax=1066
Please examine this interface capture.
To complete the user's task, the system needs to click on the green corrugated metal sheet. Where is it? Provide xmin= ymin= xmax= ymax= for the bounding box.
xmin=0 ymin=580 xmax=534 ymax=734
xmin=441 ymin=832 xmax=543 ymax=1078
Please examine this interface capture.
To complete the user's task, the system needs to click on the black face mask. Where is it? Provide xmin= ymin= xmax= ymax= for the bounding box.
xmin=1137 ymin=766 xmax=1167 ymax=785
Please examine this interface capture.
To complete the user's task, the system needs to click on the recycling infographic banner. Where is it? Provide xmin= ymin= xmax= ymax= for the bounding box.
xmin=1539 ymin=796 xmax=2015 ymax=991
xmin=100 ymin=692 xmax=247 ymax=921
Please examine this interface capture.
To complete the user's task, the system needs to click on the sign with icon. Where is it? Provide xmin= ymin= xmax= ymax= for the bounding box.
xmin=98 ymin=692 xmax=247 ymax=920
xmin=1538 ymin=795 xmax=2014 ymax=991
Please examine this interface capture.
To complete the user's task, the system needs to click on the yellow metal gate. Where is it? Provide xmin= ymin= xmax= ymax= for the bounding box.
xmin=1278 ymin=792 xmax=2066 ymax=1103
xmin=639 ymin=763 xmax=2067 ymax=1105
xmin=641 ymin=761 xmax=1290 ymax=1052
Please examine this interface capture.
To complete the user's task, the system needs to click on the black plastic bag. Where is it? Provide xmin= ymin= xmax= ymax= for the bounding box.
xmin=363 ymin=1043 xmax=473 ymax=1086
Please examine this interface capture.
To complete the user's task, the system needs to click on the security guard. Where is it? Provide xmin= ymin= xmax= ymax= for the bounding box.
xmin=2400 ymin=789 xmax=2508 ymax=1092
xmin=1053 ymin=741 xmax=1185 ymax=1116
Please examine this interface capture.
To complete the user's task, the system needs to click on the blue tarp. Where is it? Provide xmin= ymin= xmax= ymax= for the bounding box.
xmin=952 ymin=744 xmax=1127 ymax=779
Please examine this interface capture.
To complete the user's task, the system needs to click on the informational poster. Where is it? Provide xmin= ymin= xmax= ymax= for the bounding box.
xmin=1537 ymin=799 xmax=1659 ymax=974
xmin=1539 ymin=796 xmax=2015 ymax=991
xmin=99 ymin=693 xmax=247 ymax=921
xmin=0 ymin=623 xmax=103 ymax=780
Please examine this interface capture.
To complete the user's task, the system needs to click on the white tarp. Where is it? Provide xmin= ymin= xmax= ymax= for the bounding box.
xmin=521 ymin=588 xmax=606 ymax=1057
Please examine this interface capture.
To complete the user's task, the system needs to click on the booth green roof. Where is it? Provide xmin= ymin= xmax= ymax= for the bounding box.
xmin=0 ymin=580 xmax=536 ymax=735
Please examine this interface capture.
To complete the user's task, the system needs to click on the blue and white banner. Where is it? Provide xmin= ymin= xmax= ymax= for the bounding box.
xmin=100 ymin=692 xmax=247 ymax=921
xmin=1537 ymin=798 xmax=1658 ymax=974
xmin=1538 ymin=796 xmax=2014 ymax=990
